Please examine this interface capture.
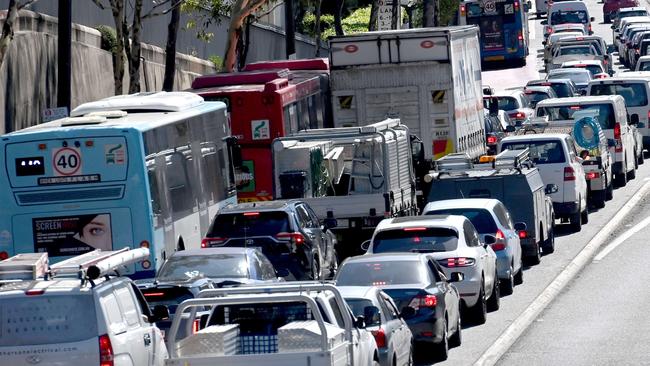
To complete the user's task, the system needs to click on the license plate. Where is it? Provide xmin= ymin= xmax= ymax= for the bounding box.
xmin=485 ymin=56 xmax=505 ymax=61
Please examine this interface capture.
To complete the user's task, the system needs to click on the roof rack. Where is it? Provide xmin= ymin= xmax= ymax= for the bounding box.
xmin=494 ymin=148 xmax=531 ymax=170
xmin=433 ymin=153 xmax=474 ymax=171
xmin=0 ymin=253 xmax=48 ymax=281
xmin=49 ymin=247 xmax=149 ymax=281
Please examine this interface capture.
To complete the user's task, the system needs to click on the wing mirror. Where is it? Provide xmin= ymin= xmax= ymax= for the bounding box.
xmin=360 ymin=240 xmax=371 ymax=252
xmin=590 ymin=17 xmax=595 ymax=22
xmin=354 ymin=315 xmax=367 ymax=329
xmin=545 ymin=183 xmax=559 ymax=194
xmin=400 ymin=306 xmax=417 ymax=319
xmin=630 ymin=114 xmax=639 ymax=125
xmin=150 ymin=305 xmax=170 ymax=323
xmin=514 ymin=222 xmax=527 ymax=231
xmin=505 ymin=125 xmax=516 ymax=133
xmin=484 ymin=234 xmax=497 ymax=245
xmin=449 ymin=272 xmax=464 ymax=282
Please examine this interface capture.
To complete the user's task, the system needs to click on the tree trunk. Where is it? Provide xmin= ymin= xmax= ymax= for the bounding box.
xmin=333 ymin=0 xmax=344 ymax=36
xmin=163 ymin=0 xmax=181 ymax=92
xmin=222 ymin=0 xmax=269 ymax=72
xmin=391 ymin=0 xmax=399 ymax=29
xmin=0 ymin=0 xmax=19 ymax=68
xmin=422 ymin=0 xmax=435 ymax=27
xmin=128 ymin=0 xmax=143 ymax=93
xmin=314 ymin=0 xmax=323 ymax=56
xmin=368 ymin=0 xmax=378 ymax=31
xmin=110 ymin=1 xmax=126 ymax=95
xmin=238 ymin=15 xmax=253 ymax=70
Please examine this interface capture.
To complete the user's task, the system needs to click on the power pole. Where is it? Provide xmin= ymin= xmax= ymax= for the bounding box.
xmin=57 ymin=0 xmax=71 ymax=113
xmin=285 ymin=0 xmax=296 ymax=59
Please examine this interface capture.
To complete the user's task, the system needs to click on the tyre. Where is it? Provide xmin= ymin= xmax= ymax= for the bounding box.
xmin=639 ymin=151 xmax=645 ymax=165
xmin=328 ymin=251 xmax=339 ymax=279
xmin=581 ymin=205 xmax=589 ymax=225
xmin=310 ymin=256 xmax=321 ymax=280
xmin=634 ymin=151 xmax=639 ymax=170
xmin=514 ymin=264 xmax=524 ymax=286
xmin=605 ymin=14 xmax=610 ymax=23
xmin=615 ymin=162 xmax=628 ymax=187
xmin=470 ymin=282 xmax=487 ymax=325
xmin=542 ymin=225 xmax=555 ymax=254
xmin=448 ymin=312 xmax=462 ymax=348
xmin=487 ymin=275 xmax=500 ymax=312
xmin=407 ymin=345 xmax=414 ymax=366
xmin=526 ymin=241 xmax=541 ymax=265
xmin=606 ymin=181 xmax=614 ymax=201
xmin=593 ymin=190 xmax=606 ymax=209
xmin=434 ymin=318 xmax=449 ymax=361
xmin=627 ymin=166 xmax=636 ymax=180
xmin=570 ymin=210 xmax=582 ymax=232
xmin=500 ymin=265 xmax=515 ymax=296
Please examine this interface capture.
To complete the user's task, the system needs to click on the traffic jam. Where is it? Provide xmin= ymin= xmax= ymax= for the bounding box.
xmin=0 ymin=0 xmax=647 ymax=365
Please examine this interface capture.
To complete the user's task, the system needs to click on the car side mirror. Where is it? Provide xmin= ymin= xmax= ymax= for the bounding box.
xmin=541 ymin=20 xmax=548 ymax=25
xmin=545 ymin=183 xmax=559 ymax=194
xmin=354 ymin=315 xmax=366 ymax=329
xmin=323 ymin=217 xmax=338 ymax=230
xmin=449 ymin=272 xmax=464 ymax=282
xmin=579 ymin=89 xmax=587 ymax=96
xmin=275 ymin=268 xmax=290 ymax=278
xmin=360 ymin=240 xmax=371 ymax=252
xmin=150 ymin=305 xmax=170 ymax=323
xmin=575 ymin=156 xmax=584 ymax=164
xmin=505 ymin=125 xmax=516 ymax=133
xmin=542 ymin=40 xmax=547 ymax=46
xmin=400 ymin=306 xmax=417 ymax=319
xmin=590 ymin=17 xmax=595 ymax=22
xmin=484 ymin=234 xmax=497 ymax=245
xmin=630 ymin=114 xmax=639 ymax=125
xmin=363 ymin=306 xmax=381 ymax=326
xmin=514 ymin=222 xmax=527 ymax=231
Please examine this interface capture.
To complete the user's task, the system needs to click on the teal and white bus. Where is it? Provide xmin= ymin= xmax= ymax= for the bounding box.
xmin=0 ymin=92 xmax=239 ymax=278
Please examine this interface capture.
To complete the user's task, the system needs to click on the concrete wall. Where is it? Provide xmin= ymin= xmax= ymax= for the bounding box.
xmin=0 ymin=10 xmax=217 ymax=133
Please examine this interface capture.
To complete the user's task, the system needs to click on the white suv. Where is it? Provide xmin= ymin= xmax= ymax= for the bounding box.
xmin=365 ymin=215 xmax=499 ymax=325
xmin=500 ymin=134 xmax=589 ymax=231
xmin=0 ymin=249 xmax=168 ymax=366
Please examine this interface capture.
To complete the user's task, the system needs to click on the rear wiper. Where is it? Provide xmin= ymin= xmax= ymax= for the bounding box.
xmin=409 ymin=249 xmax=443 ymax=253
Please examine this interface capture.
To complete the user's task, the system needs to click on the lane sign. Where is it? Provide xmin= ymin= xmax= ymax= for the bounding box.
xmin=52 ymin=147 xmax=81 ymax=176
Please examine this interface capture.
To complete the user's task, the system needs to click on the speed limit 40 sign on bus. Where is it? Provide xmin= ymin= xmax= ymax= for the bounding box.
xmin=52 ymin=147 xmax=82 ymax=176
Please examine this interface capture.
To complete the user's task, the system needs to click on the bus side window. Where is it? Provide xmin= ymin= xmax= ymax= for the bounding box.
xmin=166 ymin=151 xmax=192 ymax=217
xmin=284 ymin=103 xmax=298 ymax=134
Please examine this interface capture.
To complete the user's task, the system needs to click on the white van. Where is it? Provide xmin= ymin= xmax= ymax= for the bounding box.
xmin=0 ymin=249 xmax=169 ymax=366
xmin=587 ymin=74 xmax=650 ymax=152
xmin=548 ymin=1 xmax=594 ymax=36
xmin=536 ymin=96 xmax=637 ymax=187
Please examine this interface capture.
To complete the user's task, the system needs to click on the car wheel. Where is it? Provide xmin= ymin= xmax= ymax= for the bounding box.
xmin=470 ymin=282 xmax=487 ymax=325
xmin=606 ymin=181 xmax=614 ymax=201
xmin=570 ymin=210 xmax=582 ymax=232
xmin=526 ymin=240 xmax=541 ymax=265
xmin=594 ymin=190 xmax=606 ymax=209
xmin=487 ymin=274 xmax=500 ymax=312
xmin=542 ymin=224 xmax=555 ymax=254
xmin=514 ymin=263 xmax=524 ymax=286
xmin=581 ymin=205 xmax=589 ymax=225
xmin=311 ymin=256 xmax=321 ymax=280
xmin=434 ymin=317 xmax=449 ymax=361
xmin=639 ymin=150 xmax=645 ymax=165
xmin=634 ymin=150 xmax=640 ymax=170
xmin=500 ymin=265 xmax=515 ymax=296
xmin=615 ymin=162 xmax=628 ymax=187
xmin=627 ymin=165 xmax=636 ymax=180
xmin=448 ymin=312 xmax=462 ymax=348
xmin=328 ymin=251 xmax=339 ymax=279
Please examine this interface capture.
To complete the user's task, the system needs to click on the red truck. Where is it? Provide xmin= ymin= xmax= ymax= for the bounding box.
xmin=603 ymin=0 xmax=639 ymax=23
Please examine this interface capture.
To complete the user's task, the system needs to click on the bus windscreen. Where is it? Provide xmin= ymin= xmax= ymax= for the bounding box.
xmin=467 ymin=1 xmax=518 ymax=51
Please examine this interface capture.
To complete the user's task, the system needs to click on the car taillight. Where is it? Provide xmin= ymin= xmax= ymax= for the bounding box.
xmin=614 ymin=122 xmax=621 ymax=140
xmin=564 ymin=166 xmax=576 ymax=181
xmin=99 ymin=334 xmax=114 ymax=366
xmin=201 ymin=237 xmax=226 ymax=248
xmin=276 ymin=232 xmax=305 ymax=245
xmin=518 ymin=30 xmax=523 ymax=41
xmin=0 ymin=251 xmax=8 ymax=260
xmin=510 ymin=111 xmax=525 ymax=119
xmin=439 ymin=257 xmax=475 ymax=267
xmin=143 ymin=292 xmax=165 ymax=297
xmin=596 ymin=74 xmax=608 ymax=79
xmin=589 ymin=24 xmax=592 ymax=33
xmin=371 ymin=328 xmax=387 ymax=348
xmin=495 ymin=229 xmax=505 ymax=240
xmin=586 ymin=171 xmax=600 ymax=180
xmin=487 ymin=135 xmax=498 ymax=144
xmin=491 ymin=243 xmax=506 ymax=251
xmin=25 ymin=289 xmax=45 ymax=296
xmin=647 ymin=110 xmax=650 ymax=120
xmin=192 ymin=319 xmax=200 ymax=334
xmin=491 ymin=230 xmax=506 ymax=251
xmin=460 ymin=4 xmax=466 ymax=16
xmin=518 ymin=230 xmax=528 ymax=239
xmin=408 ymin=294 xmax=438 ymax=311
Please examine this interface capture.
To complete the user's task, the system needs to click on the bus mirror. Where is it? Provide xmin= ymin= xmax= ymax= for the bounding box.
xmin=525 ymin=1 xmax=531 ymax=12
xmin=230 ymin=143 xmax=242 ymax=167
xmin=489 ymin=97 xmax=499 ymax=115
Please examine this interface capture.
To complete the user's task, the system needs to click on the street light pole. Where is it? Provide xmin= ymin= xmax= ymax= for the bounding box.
xmin=284 ymin=0 xmax=296 ymax=59
xmin=57 ymin=0 xmax=71 ymax=113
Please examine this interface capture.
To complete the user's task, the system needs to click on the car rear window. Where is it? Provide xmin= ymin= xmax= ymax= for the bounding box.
xmin=551 ymin=10 xmax=590 ymax=24
xmin=590 ymin=83 xmax=648 ymax=107
xmin=371 ymin=227 xmax=459 ymax=253
xmin=424 ymin=209 xmax=498 ymax=234
xmin=336 ymin=261 xmax=426 ymax=286
xmin=156 ymin=253 xmax=249 ymax=282
xmin=639 ymin=61 xmax=650 ymax=71
xmin=537 ymin=103 xmax=616 ymax=128
xmin=558 ymin=46 xmax=595 ymax=56
xmin=548 ymin=70 xmax=591 ymax=85
xmin=0 ymin=294 xmax=97 ymax=346
xmin=564 ymin=64 xmax=602 ymax=77
xmin=549 ymin=83 xmax=573 ymax=97
xmin=496 ymin=97 xmax=519 ymax=111
xmin=345 ymin=298 xmax=380 ymax=326
xmin=525 ymin=91 xmax=551 ymax=107
xmin=208 ymin=212 xmax=290 ymax=238
xmin=501 ymin=140 xmax=567 ymax=164
xmin=141 ymin=286 xmax=195 ymax=315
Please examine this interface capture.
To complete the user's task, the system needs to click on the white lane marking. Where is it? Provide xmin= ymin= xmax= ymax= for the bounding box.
xmin=474 ymin=181 xmax=650 ymax=366
xmin=593 ymin=215 xmax=650 ymax=261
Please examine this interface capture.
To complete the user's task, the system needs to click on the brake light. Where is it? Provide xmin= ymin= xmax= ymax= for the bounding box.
xmin=518 ymin=230 xmax=528 ymax=239
xmin=491 ymin=243 xmax=506 ymax=251
xmin=460 ymin=4 xmax=466 ymax=16
xmin=614 ymin=122 xmax=621 ymax=140
xmin=243 ymin=212 xmax=260 ymax=217
xmin=495 ymin=230 xmax=505 ymax=240
xmin=586 ymin=171 xmax=600 ymax=180
xmin=589 ymin=24 xmax=592 ymax=33
xmin=510 ymin=112 xmax=525 ymax=119
xmin=276 ymin=232 xmax=305 ymax=245
xmin=99 ymin=334 xmax=114 ymax=366
xmin=518 ymin=31 xmax=523 ymax=42
xmin=143 ymin=292 xmax=165 ymax=297
xmin=408 ymin=294 xmax=438 ymax=310
xmin=596 ymin=74 xmax=608 ymax=79
xmin=570 ymin=106 xmax=581 ymax=110
xmin=0 ymin=251 xmax=8 ymax=260
xmin=564 ymin=166 xmax=576 ymax=181
xmin=647 ymin=110 xmax=650 ymax=119
xmin=25 ymin=289 xmax=45 ymax=296
xmin=371 ymin=328 xmax=387 ymax=348
xmin=192 ymin=319 xmax=200 ymax=334
xmin=487 ymin=135 xmax=498 ymax=144
xmin=201 ymin=237 xmax=226 ymax=248
xmin=403 ymin=227 xmax=427 ymax=231
xmin=439 ymin=257 xmax=476 ymax=267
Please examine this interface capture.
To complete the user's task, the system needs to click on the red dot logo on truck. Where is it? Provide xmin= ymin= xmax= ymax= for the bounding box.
xmin=344 ymin=45 xmax=359 ymax=53
xmin=420 ymin=40 xmax=435 ymax=48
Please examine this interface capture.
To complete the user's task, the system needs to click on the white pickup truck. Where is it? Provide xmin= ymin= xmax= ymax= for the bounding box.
xmin=164 ymin=283 xmax=378 ymax=366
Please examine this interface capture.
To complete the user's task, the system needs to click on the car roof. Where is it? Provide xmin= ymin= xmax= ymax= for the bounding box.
xmin=0 ymin=275 xmax=128 ymax=296
xmin=548 ymin=68 xmax=592 ymax=76
xmin=525 ymin=85 xmax=554 ymax=93
xmin=337 ymin=285 xmax=380 ymax=300
xmin=562 ymin=60 xmax=602 ymax=66
xmin=501 ymin=133 xmax=569 ymax=142
xmin=375 ymin=215 xmax=466 ymax=231
xmin=170 ymin=247 xmax=253 ymax=257
xmin=636 ymin=56 xmax=650 ymax=61
xmin=219 ymin=200 xmax=299 ymax=213
xmin=423 ymin=198 xmax=499 ymax=210
xmin=619 ymin=7 xmax=646 ymax=12
xmin=536 ymin=95 xmax=621 ymax=106
xmin=616 ymin=71 xmax=650 ymax=79
xmin=493 ymin=89 xmax=524 ymax=97
xmin=528 ymin=78 xmax=573 ymax=86
xmin=344 ymin=252 xmax=428 ymax=263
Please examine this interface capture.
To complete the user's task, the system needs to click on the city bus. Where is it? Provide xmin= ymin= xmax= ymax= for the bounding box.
xmin=190 ymin=58 xmax=331 ymax=203
xmin=458 ymin=0 xmax=531 ymax=64
xmin=0 ymin=92 xmax=238 ymax=278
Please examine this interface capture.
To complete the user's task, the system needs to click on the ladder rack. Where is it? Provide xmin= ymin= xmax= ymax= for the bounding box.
xmin=0 ymin=253 xmax=48 ymax=281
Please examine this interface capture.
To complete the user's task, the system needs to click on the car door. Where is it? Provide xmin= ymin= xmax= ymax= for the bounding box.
xmin=109 ymin=282 xmax=155 ymax=366
xmin=464 ymin=220 xmax=497 ymax=293
xmin=379 ymin=292 xmax=410 ymax=365
xmin=566 ymin=136 xmax=588 ymax=207
xmin=428 ymin=259 xmax=461 ymax=329
xmin=494 ymin=202 xmax=522 ymax=271
xmin=305 ymin=203 xmax=333 ymax=266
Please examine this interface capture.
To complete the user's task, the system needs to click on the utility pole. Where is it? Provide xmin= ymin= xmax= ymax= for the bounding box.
xmin=57 ymin=0 xmax=71 ymax=113
xmin=284 ymin=0 xmax=296 ymax=59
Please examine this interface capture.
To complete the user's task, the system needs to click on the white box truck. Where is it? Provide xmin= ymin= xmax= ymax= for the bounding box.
xmin=328 ymin=26 xmax=487 ymax=165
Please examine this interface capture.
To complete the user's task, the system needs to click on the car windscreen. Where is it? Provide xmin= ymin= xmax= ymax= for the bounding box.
xmin=425 ymin=209 xmax=498 ymax=234
xmin=549 ymin=83 xmax=574 ymax=97
xmin=345 ymin=298 xmax=380 ymax=326
xmin=524 ymin=91 xmax=551 ymax=107
xmin=537 ymin=103 xmax=616 ymax=128
xmin=558 ymin=46 xmax=595 ymax=55
xmin=207 ymin=212 xmax=290 ymax=238
xmin=156 ymin=254 xmax=249 ymax=282
xmin=501 ymin=140 xmax=567 ymax=164
xmin=548 ymin=70 xmax=591 ymax=85
xmin=496 ymin=97 xmax=519 ymax=110
xmin=336 ymin=261 xmax=426 ymax=286
xmin=589 ymin=83 xmax=648 ymax=107
xmin=371 ymin=227 xmax=459 ymax=253
xmin=551 ymin=10 xmax=589 ymax=24
xmin=639 ymin=61 xmax=650 ymax=71
xmin=0 ymin=294 xmax=97 ymax=346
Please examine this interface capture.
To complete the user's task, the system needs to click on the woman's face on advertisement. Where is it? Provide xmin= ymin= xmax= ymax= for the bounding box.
xmin=81 ymin=214 xmax=112 ymax=250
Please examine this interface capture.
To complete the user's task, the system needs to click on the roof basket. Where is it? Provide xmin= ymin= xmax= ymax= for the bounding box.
xmin=49 ymin=247 xmax=149 ymax=281
xmin=494 ymin=148 xmax=531 ymax=169
xmin=0 ymin=253 xmax=48 ymax=281
xmin=433 ymin=153 xmax=474 ymax=171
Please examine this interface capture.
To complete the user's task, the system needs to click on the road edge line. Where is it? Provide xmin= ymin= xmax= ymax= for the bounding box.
xmin=473 ymin=181 xmax=650 ymax=366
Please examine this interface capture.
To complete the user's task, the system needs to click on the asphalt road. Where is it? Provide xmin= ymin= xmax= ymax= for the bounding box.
xmin=425 ymin=1 xmax=650 ymax=364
